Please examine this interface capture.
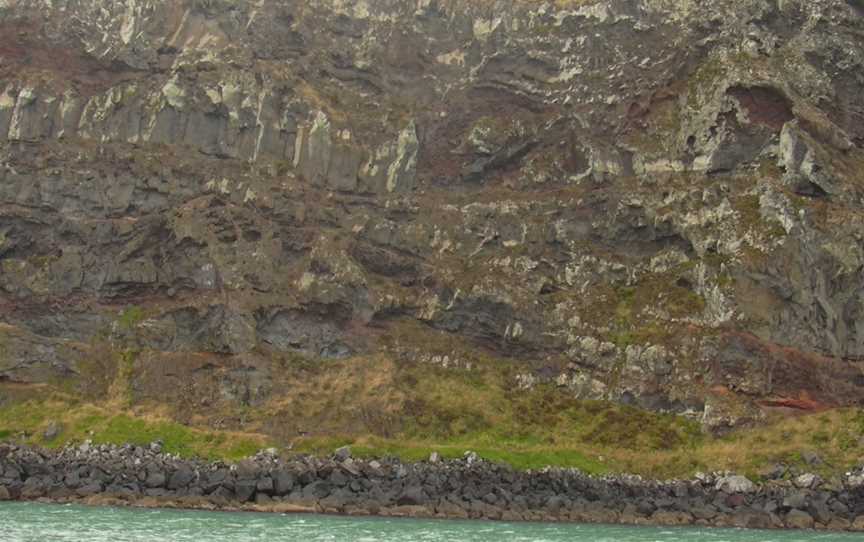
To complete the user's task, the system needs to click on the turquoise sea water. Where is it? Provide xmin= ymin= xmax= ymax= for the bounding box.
xmin=0 ymin=502 xmax=860 ymax=542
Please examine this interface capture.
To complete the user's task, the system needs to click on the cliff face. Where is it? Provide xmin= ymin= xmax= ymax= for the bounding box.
xmin=1 ymin=0 xmax=864 ymax=435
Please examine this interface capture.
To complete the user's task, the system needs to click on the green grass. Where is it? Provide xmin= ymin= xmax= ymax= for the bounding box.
xmin=285 ymin=361 xmax=703 ymax=475
xmin=393 ymin=362 xmax=703 ymax=451
xmin=290 ymin=374 xmax=700 ymax=474
xmin=117 ymin=306 xmax=145 ymax=330
xmin=274 ymin=358 xmax=864 ymax=479
xmin=3 ymin=348 xmax=864 ymax=481
xmin=0 ymin=400 xmax=267 ymax=461
xmin=92 ymin=415 xmax=262 ymax=460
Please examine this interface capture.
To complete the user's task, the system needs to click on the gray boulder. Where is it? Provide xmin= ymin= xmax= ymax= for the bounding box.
xmin=801 ymin=451 xmax=823 ymax=466
xmin=715 ymin=475 xmax=755 ymax=494
xmin=397 ymin=486 xmax=427 ymax=506
xmin=794 ymin=473 xmax=821 ymax=489
xmin=168 ymin=466 xmax=195 ymax=490
xmin=334 ymin=446 xmax=352 ymax=462
xmin=783 ymin=491 xmax=808 ymax=510
xmin=256 ymin=476 xmax=274 ymax=495
xmin=785 ymin=508 xmax=815 ymax=529
xmin=43 ymin=421 xmax=63 ymax=441
xmin=273 ymin=470 xmax=295 ymax=496
xmin=234 ymin=480 xmax=257 ymax=502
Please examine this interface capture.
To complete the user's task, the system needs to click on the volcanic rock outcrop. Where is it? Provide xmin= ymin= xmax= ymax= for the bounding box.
xmin=1 ymin=0 xmax=864 ymax=434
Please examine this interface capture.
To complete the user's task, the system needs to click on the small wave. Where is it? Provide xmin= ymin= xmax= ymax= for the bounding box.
xmin=0 ymin=503 xmax=861 ymax=542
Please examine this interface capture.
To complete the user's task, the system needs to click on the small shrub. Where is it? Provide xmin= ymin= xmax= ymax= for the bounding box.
xmin=117 ymin=306 xmax=145 ymax=330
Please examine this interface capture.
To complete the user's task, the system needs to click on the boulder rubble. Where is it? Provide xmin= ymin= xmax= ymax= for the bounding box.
xmin=1 ymin=443 xmax=863 ymax=531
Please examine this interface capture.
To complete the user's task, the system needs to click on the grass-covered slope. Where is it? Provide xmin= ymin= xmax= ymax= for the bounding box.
xmin=2 ymin=351 xmax=863 ymax=480
xmin=0 ymin=399 xmax=265 ymax=461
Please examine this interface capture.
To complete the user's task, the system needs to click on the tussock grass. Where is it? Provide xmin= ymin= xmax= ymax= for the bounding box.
xmin=291 ymin=359 xmax=702 ymax=475
xmin=289 ymin=359 xmax=864 ymax=478
xmin=3 ymin=355 xmax=863 ymax=479
xmin=291 ymin=407 xmax=864 ymax=479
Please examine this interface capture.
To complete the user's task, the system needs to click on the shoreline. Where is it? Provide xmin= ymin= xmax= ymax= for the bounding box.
xmin=2 ymin=443 xmax=863 ymax=531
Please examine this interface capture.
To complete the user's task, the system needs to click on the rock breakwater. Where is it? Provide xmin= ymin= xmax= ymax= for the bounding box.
xmin=2 ymin=443 xmax=864 ymax=531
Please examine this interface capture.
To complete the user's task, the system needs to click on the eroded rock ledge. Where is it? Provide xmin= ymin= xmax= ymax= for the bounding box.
xmin=1 ymin=443 xmax=864 ymax=531
xmin=2 ymin=0 xmax=864 ymax=434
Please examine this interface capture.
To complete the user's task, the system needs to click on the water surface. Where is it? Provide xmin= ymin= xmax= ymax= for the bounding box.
xmin=0 ymin=502 xmax=860 ymax=542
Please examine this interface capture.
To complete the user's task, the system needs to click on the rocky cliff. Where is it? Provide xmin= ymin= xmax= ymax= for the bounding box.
xmin=1 ymin=0 xmax=864 ymax=441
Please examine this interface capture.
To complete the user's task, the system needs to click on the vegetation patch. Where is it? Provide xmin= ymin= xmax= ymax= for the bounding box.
xmin=733 ymin=194 xmax=786 ymax=241
xmin=2 ymin=352 xmax=863 ymax=480
xmin=117 ymin=306 xmax=145 ymax=331
xmin=0 ymin=399 xmax=267 ymax=461
xmin=288 ymin=361 xmax=703 ymax=475
xmin=281 ymin=360 xmax=864 ymax=479
xmin=93 ymin=415 xmax=262 ymax=460
xmin=601 ymin=273 xmax=705 ymax=349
